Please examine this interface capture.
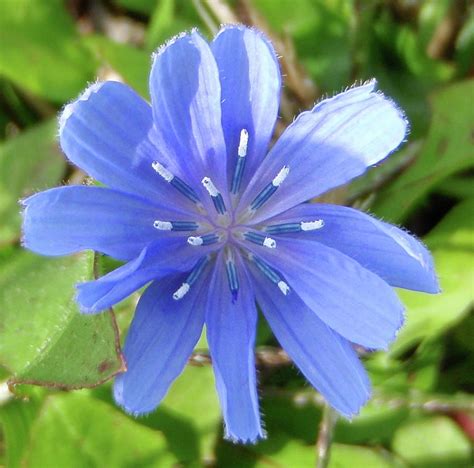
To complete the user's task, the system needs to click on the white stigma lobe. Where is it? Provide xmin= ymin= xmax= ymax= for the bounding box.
xmin=278 ymin=281 xmax=290 ymax=295
xmin=187 ymin=236 xmax=204 ymax=246
xmin=173 ymin=283 xmax=190 ymax=300
xmin=238 ymin=129 xmax=249 ymax=157
xmin=301 ymin=220 xmax=325 ymax=231
xmin=152 ymin=161 xmax=174 ymax=182
xmin=153 ymin=220 xmax=173 ymax=231
xmin=263 ymin=237 xmax=277 ymax=249
xmin=272 ymin=165 xmax=290 ymax=187
xmin=201 ymin=177 xmax=220 ymax=196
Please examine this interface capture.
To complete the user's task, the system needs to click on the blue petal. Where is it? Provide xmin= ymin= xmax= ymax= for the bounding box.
xmin=59 ymin=81 xmax=192 ymax=210
xmin=206 ymin=252 xmax=263 ymax=443
xmin=77 ymin=238 xmax=218 ymax=314
xmin=22 ymin=186 xmax=194 ymax=261
xmin=238 ymin=81 xmax=408 ymax=222
xmin=251 ymin=266 xmax=370 ymax=417
xmin=114 ymin=273 xmax=208 ymax=415
xmin=211 ymin=25 xmax=281 ymax=190
xmin=244 ymin=238 xmax=404 ymax=350
xmin=149 ymin=30 xmax=228 ymax=203
xmin=266 ymin=203 xmax=439 ymax=293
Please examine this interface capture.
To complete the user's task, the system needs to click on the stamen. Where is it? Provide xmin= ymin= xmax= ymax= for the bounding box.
xmin=225 ymin=251 xmax=239 ymax=301
xmin=173 ymin=283 xmax=190 ymax=300
xmin=265 ymin=219 xmax=324 ymax=234
xmin=250 ymin=254 xmax=290 ymax=296
xmin=153 ymin=220 xmax=199 ymax=231
xmin=250 ymin=165 xmax=290 ymax=211
xmin=272 ymin=165 xmax=290 ymax=186
xmin=202 ymin=177 xmax=227 ymax=214
xmin=301 ymin=220 xmax=325 ymax=231
xmin=172 ymin=256 xmax=209 ymax=300
xmin=238 ymin=129 xmax=249 ymax=157
xmin=244 ymin=231 xmax=277 ymax=249
xmin=277 ymin=281 xmax=290 ymax=296
xmin=187 ymin=233 xmax=220 ymax=246
xmin=231 ymin=129 xmax=249 ymax=194
xmin=152 ymin=161 xmax=200 ymax=204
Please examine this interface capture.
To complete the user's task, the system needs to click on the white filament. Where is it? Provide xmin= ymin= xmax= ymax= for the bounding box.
xmin=153 ymin=220 xmax=173 ymax=231
xmin=152 ymin=161 xmax=174 ymax=182
xmin=301 ymin=220 xmax=325 ymax=231
xmin=272 ymin=165 xmax=290 ymax=187
xmin=238 ymin=129 xmax=249 ymax=157
xmin=173 ymin=283 xmax=190 ymax=300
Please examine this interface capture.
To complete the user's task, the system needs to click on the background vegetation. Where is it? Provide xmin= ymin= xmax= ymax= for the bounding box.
xmin=0 ymin=0 xmax=473 ymax=466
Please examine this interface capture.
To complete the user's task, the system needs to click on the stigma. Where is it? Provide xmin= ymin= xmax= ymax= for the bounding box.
xmin=172 ymin=256 xmax=209 ymax=300
xmin=250 ymin=165 xmax=290 ymax=211
xmin=231 ymin=129 xmax=249 ymax=194
xmin=202 ymin=177 xmax=227 ymax=215
xmin=152 ymin=161 xmax=200 ymax=204
xmin=153 ymin=220 xmax=199 ymax=231
xmin=265 ymin=219 xmax=324 ymax=234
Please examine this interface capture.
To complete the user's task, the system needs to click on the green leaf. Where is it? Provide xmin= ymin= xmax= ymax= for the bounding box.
xmin=141 ymin=365 xmax=221 ymax=464
xmin=216 ymin=432 xmax=316 ymax=467
xmin=0 ymin=250 xmax=124 ymax=388
xmin=0 ymin=388 xmax=43 ymax=468
xmin=0 ymin=120 xmax=66 ymax=246
xmin=252 ymin=0 xmax=354 ymax=91
xmin=19 ymin=392 xmax=177 ymax=467
xmin=146 ymin=0 xmax=202 ymax=52
xmin=0 ymin=0 xmax=95 ymax=102
xmin=335 ymin=403 xmax=409 ymax=446
xmin=436 ymin=176 xmax=474 ymax=200
xmin=373 ymin=80 xmax=474 ymax=223
xmin=391 ymin=199 xmax=474 ymax=355
xmin=83 ymin=36 xmax=151 ymax=99
xmin=329 ymin=443 xmax=406 ymax=468
xmin=392 ymin=416 xmax=472 ymax=467
xmin=116 ymin=0 xmax=157 ymax=16
xmin=455 ymin=7 xmax=474 ymax=75
xmin=218 ymin=434 xmax=405 ymax=467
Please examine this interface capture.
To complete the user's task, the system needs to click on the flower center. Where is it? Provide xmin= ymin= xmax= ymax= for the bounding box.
xmin=151 ymin=128 xmax=324 ymax=302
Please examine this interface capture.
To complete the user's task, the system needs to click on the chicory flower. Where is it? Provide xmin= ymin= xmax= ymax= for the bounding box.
xmin=22 ymin=25 xmax=439 ymax=442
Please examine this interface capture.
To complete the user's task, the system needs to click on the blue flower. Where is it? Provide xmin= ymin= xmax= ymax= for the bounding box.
xmin=22 ymin=25 xmax=439 ymax=442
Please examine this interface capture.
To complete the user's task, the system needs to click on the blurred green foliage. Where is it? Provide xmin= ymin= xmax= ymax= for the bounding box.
xmin=0 ymin=0 xmax=473 ymax=466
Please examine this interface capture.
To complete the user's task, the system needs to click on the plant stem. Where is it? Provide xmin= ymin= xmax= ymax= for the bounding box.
xmin=315 ymin=404 xmax=338 ymax=468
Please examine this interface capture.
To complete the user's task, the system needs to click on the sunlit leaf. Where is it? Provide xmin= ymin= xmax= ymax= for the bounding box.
xmin=83 ymin=36 xmax=150 ymax=99
xmin=391 ymin=199 xmax=474 ymax=355
xmin=19 ymin=392 xmax=177 ymax=467
xmin=392 ymin=416 xmax=472 ymax=467
xmin=0 ymin=120 xmax=65 ymax=246
xmin=0 ymin=0 xmax=95 ymax=102
xmin=0 ymin=250 xmax=124 ymax=388
xmin=373 ymin=80 xmax=474 ymax=222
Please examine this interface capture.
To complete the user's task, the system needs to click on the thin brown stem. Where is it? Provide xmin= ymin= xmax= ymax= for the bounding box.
xmin=315 ymin=404 xmax=338 ymax=468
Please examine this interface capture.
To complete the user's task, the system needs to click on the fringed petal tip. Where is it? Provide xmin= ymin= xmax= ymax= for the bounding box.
xmin=58 ymin=81 xmax=106 ymax=135
xmin=316 ymin=77 xmax=410 ymax=155
xmin=214 ymin=23 xmax=279 ymax=56
xmin=151 ymin=28 xmax=200 ymax=61
xmin=224 ymin=427 xmax=267 ymax=445
xmin=75 ymin=282 xmax=104 ymax=315
xmin=377 ymin=305 xmax=406 ymax=352
xmin=357 ymin=79 xmax=410 ymax=164
xmin=375 ymin=304 xmax=406 ymax=352
xmin=331 ymin=372 xmax=372 ymax=421
xmin=113 ymin=377 xmax=156 ymax=418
